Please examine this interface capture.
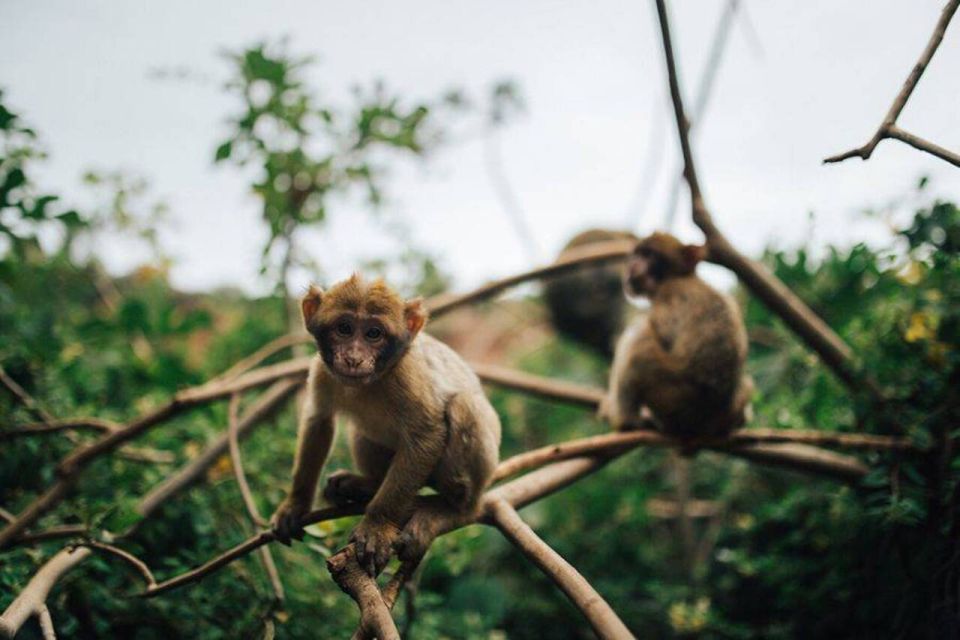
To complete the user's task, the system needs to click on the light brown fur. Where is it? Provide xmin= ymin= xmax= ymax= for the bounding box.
xmin=272 ymin=275 xmax=501 ymax=576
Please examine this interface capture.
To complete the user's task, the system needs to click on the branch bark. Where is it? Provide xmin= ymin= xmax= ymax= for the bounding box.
xmin=487 ymin=497 xmax=635 ymax=639
xmin=824 ymin=0 xmax=960 ymax=167
xmin=653 ymin=0 xmax=874 ymax=395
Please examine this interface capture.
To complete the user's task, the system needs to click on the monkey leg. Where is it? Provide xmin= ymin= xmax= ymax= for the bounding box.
xmin=324 ymin=431 xmax=394 ymax=507
xmin=395 ymin=393 xmax=499 ymax=562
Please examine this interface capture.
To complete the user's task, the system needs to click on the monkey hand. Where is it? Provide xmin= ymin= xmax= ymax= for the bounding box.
xmin=271 ymin=495 xmax=310 ymax=546
xmin=350 ymin=514 xmax=402 ymax=577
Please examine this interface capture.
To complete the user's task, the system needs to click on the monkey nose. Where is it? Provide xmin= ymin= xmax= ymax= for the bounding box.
xmin=344 ymin=355 xmax=361 ymax=368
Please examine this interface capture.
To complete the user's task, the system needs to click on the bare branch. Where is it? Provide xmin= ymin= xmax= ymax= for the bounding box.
xmin=72 ymin=541 xmax=157 ymax=589
xmin=1 ymin=418 xmax=118 ymax=440
xmin=471 ymin=361 xmax=604 ymax=408
xmin=488 ymin=497 xmax=635 ymax=639
xmin=0 ymin=364 xmax=55 ymax=424
xmin=36 ymin=605 xmax=56 ymax=640
xmin=653 ymin=0 xmax=872 ymax=395
xmin=214 ymin=333 xmax=309 ymax=383
xmin=228 ymin=393 xmax=267 ymax=527
xmin=0 ymin=547 xmax=91 ymax=638
xmin=824 ymin=0 xmax=960 ymax=167
xmin=426 ymin=239 xmax=635 ymax=317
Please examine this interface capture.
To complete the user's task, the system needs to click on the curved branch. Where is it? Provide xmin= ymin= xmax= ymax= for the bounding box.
xmin=1 ymin=418 xmax=118 ymax=441
xmin=487 ymin=497 xmax=635 ymax=639
xmin=653 ymin=0 xmax=872 ymax=396
xmin=426 ymin=239 xmax=634 ymax=317
xmin=73 ymin=541 xmax=157 ymax=589
xmin=824 ymin=0 xmax=960 ymax=167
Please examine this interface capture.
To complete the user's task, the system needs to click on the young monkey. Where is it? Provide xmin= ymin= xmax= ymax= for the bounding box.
xmin=271 ymin=274 xmax=501 ymax=576
xmin=599 ymin=232 xmax=753 ymax=438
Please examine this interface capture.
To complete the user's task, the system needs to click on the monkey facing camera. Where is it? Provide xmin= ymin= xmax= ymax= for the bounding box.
xmin=271 ymin=274 xmax=501 ymax=576
xmin=599 ymin=232 xmax=753 ymax=438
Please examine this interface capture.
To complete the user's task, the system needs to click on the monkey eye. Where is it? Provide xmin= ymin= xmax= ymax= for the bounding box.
xmin=365 ymin=327 xmax=383 ymax=341
xmin=336 ymin=321 xmax=354 ymax=337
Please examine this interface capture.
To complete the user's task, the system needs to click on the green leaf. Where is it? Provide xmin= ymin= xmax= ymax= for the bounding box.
xmin=214 ymin=140 xmax=233 ymax=162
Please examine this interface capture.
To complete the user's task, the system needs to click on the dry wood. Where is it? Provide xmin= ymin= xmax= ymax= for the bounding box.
xmin=653 ymin=0 xmax=872 ymax=395
xmin=488 ymin=497 xmax=635 ymax=639
xmin=824 ymin=0 xmax=960 ymax=167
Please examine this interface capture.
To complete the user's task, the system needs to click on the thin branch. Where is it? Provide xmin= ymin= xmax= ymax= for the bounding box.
xmin=72 ymin=541 xmax=157 ymax=589
xmin=662 ymin=0 xmax=740 ymax=230
xmin=214 ymin=333 xmax=308 ymax=383
xmin=426 ymin=239 xmax=635 ymax=317
xmin=327 ymin=546 xmax=401 ymax=640
xmin=488 ymin=497 xmax=635 ymax=639
xmin=824 ymin=0 xmax=960 ymax=167
xmin=227 ymin=392 xmax=285 ymax=602
xmin=36 ymin=605 xmax=56 ymax=640
xmin=470 ymin=361 xmax=604 ymax=408
xmin=228 ymin=394 xmax=267 ymax=527
xmin=653 ymin=0 xmax=872 ymax=396
xmin=1 ymin=418 xmax=118 ymax=440
xmin=0 ymin=364 xmax=55 ymax=423
xmin=137 ymin=379 xmax=301 ymax=520
xmin=351 ymin=558 xmax=422 ymax=640
xmin=9 ymin=525 xmax=88 ymax=546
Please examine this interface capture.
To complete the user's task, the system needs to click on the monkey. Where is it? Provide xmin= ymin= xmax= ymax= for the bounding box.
xmin=598 ymin=232 xmax=753 ymax=438
xmin=543 ymin=228 xmax=640 ymax=357
xmin=271 ymin=274 xmax=501 ymax=576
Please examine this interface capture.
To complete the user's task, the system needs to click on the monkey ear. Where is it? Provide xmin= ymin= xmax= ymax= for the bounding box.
xmin=681 ymin=244 xmax=707 ymax=271
xmin=403 ymin=297 xmax=428 ymax=337
xmin=301 ymin=285 xmax=324 ymax=328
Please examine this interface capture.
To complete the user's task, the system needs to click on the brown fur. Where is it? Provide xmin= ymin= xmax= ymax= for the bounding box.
xmin=599 ymin=233 xmax=753 ymax=438
xmin=272 ymin=274 xmax=501 ymax=576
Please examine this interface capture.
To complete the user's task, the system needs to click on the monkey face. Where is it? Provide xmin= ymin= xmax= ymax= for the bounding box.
xmin=625 ymin=245 xmax=662 ymax=297
xmin=317 ymin=312 xmax=402 ymax=386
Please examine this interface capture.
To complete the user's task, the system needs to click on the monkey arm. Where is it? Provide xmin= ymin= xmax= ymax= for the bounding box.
xmin=272 ymin=387 xmax=335 ymax=544
xmin=288 ymin=411 xmax=335 ymax=507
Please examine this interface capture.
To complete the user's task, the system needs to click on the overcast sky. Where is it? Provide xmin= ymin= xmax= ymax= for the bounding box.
xmin=2 ymin=0 xmax=958 ymax=295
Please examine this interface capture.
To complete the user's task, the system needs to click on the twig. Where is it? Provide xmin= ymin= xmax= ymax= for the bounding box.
xmin=662 ymin=0 xmax=741 ymax=230
xmin=72 ymin=541 xmax=157 ymax=589
xmin=227 ymin=392 xmax=285 ymax=602
xmin=214 ymin=333 xmax=308 ymax=383
xmin=1 ymin=418 xmax=118 ymax=440
xmin=470 ymin=361 xmax=604 ymax=408
xmin=228 ymin=393 xmax=267 ymax=527
xmin=10 ymin=525 xmax=88 ymax=546
xmin=426 ymin=239 xmax=635 ymax=317
xmin=137 ymin=379 xmax=301 ymax=519
xmin=488 ymin=497 xmax=635 ymax=639
xmin=824 ymin=0 xmax=960 ymax=167
xmin=0 ymin=364 xmax=55 ymax=423
xmin=653 ymin=0 xmax=872 ymax=395
xmin=0 ymin=362 xmax=308 ymax=548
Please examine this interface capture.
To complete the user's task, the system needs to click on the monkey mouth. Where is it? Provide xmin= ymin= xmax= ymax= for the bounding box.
xmin=333 ymin=368 xmax=377 ymax=385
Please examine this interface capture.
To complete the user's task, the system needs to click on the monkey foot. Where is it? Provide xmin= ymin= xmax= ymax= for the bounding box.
xmin=323 ymin=470 xmax=378 ymax=507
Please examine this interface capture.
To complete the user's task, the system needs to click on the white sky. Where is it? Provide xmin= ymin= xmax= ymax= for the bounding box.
xmin=1 ymin=0 xmax=958 ymax=295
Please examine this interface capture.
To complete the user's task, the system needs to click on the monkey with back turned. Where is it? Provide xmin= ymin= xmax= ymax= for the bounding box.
xmin=599 ymin=232 xmax=753 ymax=437
xmin=271 ymin=274 xmax=501 ymax=576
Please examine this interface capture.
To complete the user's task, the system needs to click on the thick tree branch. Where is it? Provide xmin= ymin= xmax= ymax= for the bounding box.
xmin=488 ymin=497 xmax=635 ymax=639
xmin=824 ymin=0 xmax=960 ymax=167
xmin=653 ymin=0 xmax=873 ymax=395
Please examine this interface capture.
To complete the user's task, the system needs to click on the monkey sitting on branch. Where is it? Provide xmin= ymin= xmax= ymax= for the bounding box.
xmin=599 ymin=232 xmax=753 ymax=438
xmin=271 ymin=274 xmax=502 ymax=576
